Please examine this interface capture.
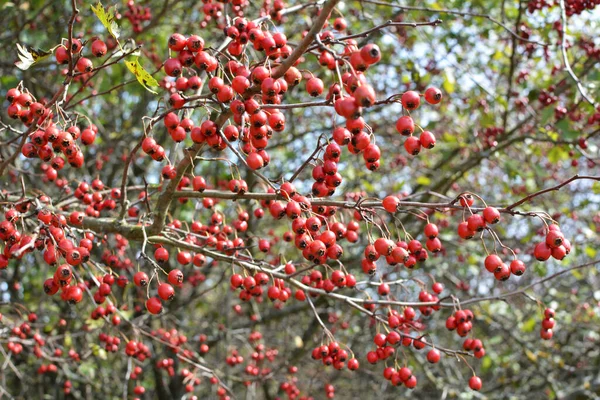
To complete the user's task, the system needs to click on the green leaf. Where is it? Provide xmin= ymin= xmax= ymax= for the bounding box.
xmin=91 ymin=2 xmax=121 ymax=40
xmin=125 ymin=58 xmax=159 ymax=94
xmin=442 ymin=68 xmax=455 ymax=94
xmin=547 ymin=146 xmax=568 ymax=163
xmin=540 ymin=106 xmax=555 ymax=125
xmin=415 ymin=176 xmax=431 ymax=186
xmin=481 ymin=355 xmax=492 ymax=371
xmin=521 ymin=317 xmax=537 ymax=333
xmin=585 ymin=246 xmax=596 ymax=258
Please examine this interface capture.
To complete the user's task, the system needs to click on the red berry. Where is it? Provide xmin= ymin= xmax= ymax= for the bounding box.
xmin=146 ymin=297 xmax=163 ymax=314
xmin=469 ymin=376 xmax=482 ymax=391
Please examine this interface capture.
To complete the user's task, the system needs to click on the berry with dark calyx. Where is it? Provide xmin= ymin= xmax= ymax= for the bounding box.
xmin=483 ymin=206 xmax=501 ymax=224
xmin=424 ymin=87 xmax=442 ymax=104
xmin=401 ymin=91 xmax=420 ymax=110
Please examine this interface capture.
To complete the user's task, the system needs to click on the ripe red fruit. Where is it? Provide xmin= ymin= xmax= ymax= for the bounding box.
xmin=483 ymin=206 xmax=501 ymax=224
xmin=404 ymin=136 xmax=421 ymax=155
xmin=424 ymin=87 xmax=442 ymax=104
xmin=168 ymin=269 xmax=184 ymax=285
xmin=401 ymin=91 xmax=420 ymax=110
xmin=158 ymin=283 xmax=175 ymax=301
xmin=146 ymin=297 xmax=163 ymax=314
xmin=459 ymin=194 xmax=475 ymax=207
xmin=419 ymin=131 xmax=436 ymax=149
xmin=545 ymin=230 xmax=564 ymax=248
xmin=424 ymin=223 xmax=439 ymax=239
xmin=484 ymin=254 xmax=503 ymax=273
xmin=457 ymin=221 xmax=475 ymax=239
xmin=467 ymin=214 xmax=486 ymax=232
xmin=76 ymin=57 xmax=93 ymax=73
xmin=382 ymin=195 xmax=399 ymax=213
xmin=534 ymin=242 xmax=552 ymax=261
xmin=469 ymin=376 xmax=482 ymax=391
xmin=426 ymin=349 xmax=441 ymax=363
xmin=404 ymin=375 xmax=417 ymax=389
xmin=154 ymin=247 xmax=169 ymax=263
xmin=246 ymin=152 xmax=264 ymax=170
xmin=164 ymin=58 xmax=183 ymax=77
xmin=91 ymin=39 xmax=107 ymax=57
xmin=542 ymin=318 xmax=555 ymax=330
xmin=360 ymin=44 xmax=381 ymax=65
xmin=306 ymin=77 xmax=324 ymax=97
xmin=347 ymin=358 xmax=359 ymax=370
xmin=540 ymin=329 xmax=553 ymax=340
xmin=398 ymin=367 xmax=412 ymax=382
xmin=66 ymin=286 xmax=83 ymax=304
xmin=133 ymin=271 xmax=149 ymax=287
xmin=378 ymin=283 xmax=390 ymax=296
xmin=510 ymin=259 xmax=526 ymax=276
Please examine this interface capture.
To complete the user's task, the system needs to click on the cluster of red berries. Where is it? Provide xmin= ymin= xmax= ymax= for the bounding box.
xmin=395 ymin=88 xmax=442 ymax=155
xmin=445 ymin=308 xmax=476 ymax=338
xmin=37 ymin=363 xmax=59 ymax=375
xmin=295 ymin=268 xmax=354 ymax=299
xmin=381 ymin=365 xmax=418 ymax=389
xmin=527 ymin=0 xmax=600 ymax=15
xmin=310 ymin=340 xmax=359 ymax=372
xmin=454 ymin=195 xmax=538 ymax=280
xmin=179 ymin=368 xmax=202 ymax=393
xmin=124 ymin=0 xmax=152 ymax=33
xmin=5 ymin=87 xmax=49 ymax=124
xmin=156 ymin=357 xmax=179 ymax=376
xmin=538 ymin=88 xmax=558 ymax=106
xmin=484 ymin=253 xmax=527 ymax=281
xmin=534 ymin=224 xmax=571 ymax=261
xmin=463 ymin=337 xmax=487 ymax=359
xmin=310 ymin=140 xmax=351 ymax=196
xmin=98 ymin=333 xmax=122 ymax=353
xmin=360 ymin=234 xmax=435 ymax=275
xmin=226 ymin=349 xmax=244 ymax=366
xmin=323 ymin=383 xmax=336 ymax=399
xmin=230 ymin=271 xmax=291 ymax=302
xmin=70 ymin=179 xmax=121 ymax=218
xmin=124 ymin=340 xmax=152 ymax=361
xmin=138 ymin=267 xmax=184 ymax=314
xmin=540 ymin=308 xmax=556 ymax=340
xmin=5 ymin=85 xmax=97 ymax=171
xmin=477 ymin=126 xmax=504 ymax=149
xmin=91 ymin=300 xmax=119 ymax=323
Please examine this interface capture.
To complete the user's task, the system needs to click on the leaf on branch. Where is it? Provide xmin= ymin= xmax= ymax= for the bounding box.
xmin=91 ymin=1 xmax=121 ymax=40
xmin=14 ymin=43 xmax=54 ymax=70
xmin=125 ymin=57 xmax=159 ymax=94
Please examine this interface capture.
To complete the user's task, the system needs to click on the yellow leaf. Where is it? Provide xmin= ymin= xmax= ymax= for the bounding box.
xmin=15 ymin=43 xmax=54 ymax=70
xmin=294 ymin=336 xmax=303 ymax=348
xmin=125 ymin=58 xmax=159 ymax=94
xmin=91 ymin=2 xmax=121 ymax=40
xmin=416 ymin=176 xmax=431 ymax=186
xmin=525 ymin=349 xmax=537 ymax=363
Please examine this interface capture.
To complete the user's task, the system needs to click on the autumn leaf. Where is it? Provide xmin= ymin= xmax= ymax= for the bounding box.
xmin=125 ymin=58 xmax=159 ymax=94
xmin=15 ymin=43 xmax=54 ymax=70
xmin=91 ymin=1 xmax=121 ymax=40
